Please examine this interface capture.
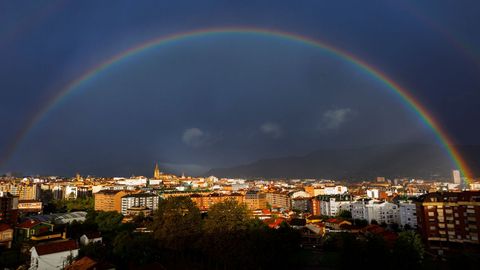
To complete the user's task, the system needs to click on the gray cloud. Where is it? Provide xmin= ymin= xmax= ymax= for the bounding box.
xmin=320 ymin=108 xmax=353 ymax=130
xmin=182 ymin=128 xmax=208 ymax=147
xmin=260 ymin=122 xmax=283 ymax=138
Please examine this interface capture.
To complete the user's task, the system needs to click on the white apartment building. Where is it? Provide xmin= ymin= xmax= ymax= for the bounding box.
xmin=310 ymin=185 xmax=348 ymax=196
xmin=399 ymin=202 xmax=417 ymax=229
xmin=120 ymin=193 xmax=159 ymax=215
xmin=323 ymin=186 xmax=348 ymax=195
xmin=350 ymin=200 xmax=401 ymax=225
xmin=319 ymin=197 xmax=352 ymax=216
xmin=116 ymin=177 xmax=148 ymax=186
xmin=364 ymin=201 xmax=400 ymax=225
xmin=351 ymin=200 xmax=368 ymax=220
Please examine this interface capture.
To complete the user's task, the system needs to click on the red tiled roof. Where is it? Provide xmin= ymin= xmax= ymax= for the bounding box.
xmin=0 ymin=223 xmax=12 ymax=231
xmin=326 ymin=218 xmax=340 ymax=223
xmin=34 ymin=240 xmax=79 ymax=256
xmin=363 ymin=224 xmax=385 ymax=234
xmin=264 ymin=218 xmax=286 ymax=228
xmin=16 ymin=219 xmax=42 ymax=229
xmin=65 ymin=256 xmax=97 ymax=270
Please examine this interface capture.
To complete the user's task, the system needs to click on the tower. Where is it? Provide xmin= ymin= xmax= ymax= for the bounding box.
xmin=453 ymin=170 xmax=461 ymax=185
xmin=154 ymin=163 xmax=162 ymax=179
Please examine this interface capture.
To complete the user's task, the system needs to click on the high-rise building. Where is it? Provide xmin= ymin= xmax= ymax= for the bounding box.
xmin=453 ymin=170 xmax=461 ymax=184
xmin=0 ymin=192 xmax=19 ymax=225
xmin=120 ymin=193 xmax=159 ymax=215
xmin=245 ymin=190 xmax=267 ymax=210
xmin=416 ymin=191 xmax=480 ymax=254
xmin=453 ymin=170 xmax=462 ymax=187
xmin=4 ymin=184 xmax=40 ymax=201
xmin=399 ymin=202 xmax=417 ymax=229
xmin=94 ymin=190 xmax=129 ymax=212
xmin=265 ymin=192 xmax=291 ymax=210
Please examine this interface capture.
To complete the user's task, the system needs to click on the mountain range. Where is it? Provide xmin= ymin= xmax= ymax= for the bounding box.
xmin=207 ymin=144 xmax=480 ymax=181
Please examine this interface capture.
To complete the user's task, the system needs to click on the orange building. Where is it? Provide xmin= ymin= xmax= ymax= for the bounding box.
xmin=265 ymin=192 xmax=291 ymax=209
xmin=94 ymin=190 xmax=129 ymax=212
xmin=245 ymin=190 xmax=267 ymax=210
xmin=190 ymin=193 xmax=244 ymax=211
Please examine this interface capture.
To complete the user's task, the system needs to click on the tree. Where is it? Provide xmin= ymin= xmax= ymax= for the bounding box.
xmin=112 ymin=231 xmax=158 ymax=266
xmin=393 ymin=231 xmax=425 ymax=268
xmin=78 ymin=242 xmax=107 ymax=261
xmin=204 ymin=199 xmax=250 ymax=233
xmin=353 ymin=218 xmax=368 ymax=227
xmin=95 ymin=211 xmax=124 ymax=233
xmin=150 ymin=196 xmax=202 ymax=251
xmin=336 ymin=210 xmax=352 ymax=219
xmin=132 ymin=212 xmax=149 ymax=227
xmin=389 ymin=222 xmax=400 ymax=232
xmin=0 ymin=246 xmax=27 ymax=269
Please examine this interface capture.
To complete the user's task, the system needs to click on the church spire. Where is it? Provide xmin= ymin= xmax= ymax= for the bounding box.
xmin=154 ymin=162 xmax=161 ymax=179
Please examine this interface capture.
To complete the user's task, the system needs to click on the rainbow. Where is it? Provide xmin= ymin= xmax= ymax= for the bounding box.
xmin=395 ymin=2 xmax=480 ymax=69
xmin=2 ymin=27 xmax=473 ymax=180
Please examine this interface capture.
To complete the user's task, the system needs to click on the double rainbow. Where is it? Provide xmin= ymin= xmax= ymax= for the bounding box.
xmin=2 ymin=27 xmax=472 ymax=180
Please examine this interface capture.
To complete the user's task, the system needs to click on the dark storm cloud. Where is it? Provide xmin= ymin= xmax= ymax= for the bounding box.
xmin=1 ymin=1 xmax=479 ymax=175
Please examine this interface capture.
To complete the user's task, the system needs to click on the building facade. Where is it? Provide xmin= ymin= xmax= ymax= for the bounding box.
xmin=0 ymin=192 xmax=19 ymax=225
xmin=120 ymin=193 xmax=159 ymax=215
xmin=399 ymin=202 xmax=417 ymax=229
xmin=265 ymin=192 xmax=291 ymax=210
xmin=245 ymin=191 xmax=267 ymax=210
xmin=94 ymin=190 xmax=129 ymax=212
xmin=190 ymin=193 xmax=244 ymax=211
xmin=416 ymin=191 xmax=480 ymax=253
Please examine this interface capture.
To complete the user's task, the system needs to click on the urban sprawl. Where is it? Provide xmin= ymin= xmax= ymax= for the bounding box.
xmin=0 ymin=164 xmax=479 ymax=269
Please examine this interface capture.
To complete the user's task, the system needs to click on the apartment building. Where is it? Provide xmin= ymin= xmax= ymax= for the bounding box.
xmin=245 ymin=190 xmax=267 ymax=210
xmin=94 ymin=190 xmax=129 ymax=212
xmin=416 ymin=191 xmax=480 ymax=252
xmin=120 ymin=193 xmax=159 ymax=215
xmin=399 ymin=202 xmax=417 ymax=229
xmin=0 ymin=192 xmax=19 ymax=225
xmin=265 ymin=192 xmax=291 ymax=209
xmin=190 ymin=192 xmax=244 ymax=211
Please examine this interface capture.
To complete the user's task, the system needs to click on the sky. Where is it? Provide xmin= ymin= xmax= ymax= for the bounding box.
xmin=0 ymin=1 xmax=479 ymax=176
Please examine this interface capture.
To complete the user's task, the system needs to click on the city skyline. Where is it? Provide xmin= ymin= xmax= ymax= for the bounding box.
xmin=1 ymin=2 xmax=479 ymax=269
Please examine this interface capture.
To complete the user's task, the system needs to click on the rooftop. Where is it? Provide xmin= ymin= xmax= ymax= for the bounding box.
xmin=34 ymin=239 xmax=79 ymax=256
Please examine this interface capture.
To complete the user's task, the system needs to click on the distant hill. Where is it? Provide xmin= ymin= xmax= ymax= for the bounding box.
xmin=207 ymin=144 xmax=480 ymax=180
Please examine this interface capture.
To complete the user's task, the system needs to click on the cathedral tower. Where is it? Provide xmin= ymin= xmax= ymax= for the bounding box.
xmin=153 ymin=163 xmax=162 ymax=179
